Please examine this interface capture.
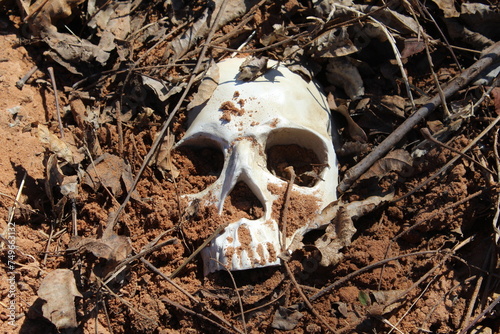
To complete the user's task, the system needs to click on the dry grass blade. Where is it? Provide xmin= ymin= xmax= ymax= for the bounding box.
xmin=0 ymin=173 xmax=26 ymax=250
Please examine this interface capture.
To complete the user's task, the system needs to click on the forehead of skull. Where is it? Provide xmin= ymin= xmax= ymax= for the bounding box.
xmin=185 ymin=58 xmax=332 ymax=145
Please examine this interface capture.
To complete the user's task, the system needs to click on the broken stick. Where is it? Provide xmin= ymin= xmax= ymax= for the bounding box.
xmin=338 ymin=41 xmax=500 ymax=192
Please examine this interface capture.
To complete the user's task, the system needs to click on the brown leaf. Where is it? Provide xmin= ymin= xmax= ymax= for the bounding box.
xmin=151 ymin=129 xmax=180 ymax=179
xmin=358 ymin=149 xmax=413 ymax=182
xmin=83 ymin=153 xmax=138 ymax=199
xmin=38 ymin=269 xmax=82 ymax=330
xmin=326 ymin=58 xmax=364 ymax=99
xmin=27 ymin=0 xmax=86 ymax=36
xmin=430 ymin=0 xmax=460 ymax=18
xmin=187 ymin=61 xmax=220 ymax=110
xmin=271 ymin=307 xmax=304 ymax=330
xmin=37 ymin=124 xmax=84 ymax=164
xmin=401 ymin=38 xmax=426 ymax=58
xmin=334 ymin=104 xmax=368 ymax=143
xmin=237 ymin=56 xmax=269 ymax=81
xmin=311 ymin=27 xmax=359 ymax=58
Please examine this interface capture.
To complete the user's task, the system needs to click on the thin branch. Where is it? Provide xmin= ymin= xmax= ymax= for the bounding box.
xmin=106 ymin=0 xmax=231 ymax=238
xmin=338 ymin=41 xmax=500 ymax=192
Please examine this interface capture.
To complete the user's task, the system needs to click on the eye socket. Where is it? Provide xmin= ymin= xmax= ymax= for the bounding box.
xmin=172 ymin=141 xmax=224 ymax=193
xmin=266 ymin=129 xmax=328 ymax=187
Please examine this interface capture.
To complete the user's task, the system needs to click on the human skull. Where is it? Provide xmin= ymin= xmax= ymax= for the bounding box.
xmin=177 ymin=57 xmax=338 ymax=274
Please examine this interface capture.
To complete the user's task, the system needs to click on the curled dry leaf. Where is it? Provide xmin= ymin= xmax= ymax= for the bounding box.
xmin=36 ymin=124 xmax=84 ymax=164
xmin=187 ymin=61 xmax=220 ymax=110
xmin=401 ymin=38 xmax=426 ymax=58
xmin=431 ymin=0 xmax=460 ymax=18
xmin=67 ymin=232 xmax=132 ymax=277
xmin=237 ymin=56 xmax=269 ymax=81
xmin=37 ymin=269 xmax=82 ymax=330
xmin=357 ymin=149 xmax=413 ymax=183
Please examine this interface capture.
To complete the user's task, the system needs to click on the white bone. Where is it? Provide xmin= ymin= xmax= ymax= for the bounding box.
xmin=177 ymin=57 xmax=338 ymax=274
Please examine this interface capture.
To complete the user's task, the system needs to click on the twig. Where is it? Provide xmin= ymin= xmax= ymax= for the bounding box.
xmin=141 ymin=257 xmax=243 ymax=334
xmin=283 ymin=261 xmax=335 ymax=332
xmin=115 ymin=100 xmax=123 ymax=156
xmin=392 ymin=188 xmax=488 ymax=242
xmin=335 ymin=3 xmax=416 ymax=111
xmin=280 ymin=167 xmax=295 ymax=252
xmin=394 ymin=115 xmax=500 ymax=202
xmin=207 ymin=31 xmax=310 ymax=53
xmin=16 ymin=65 xmax=38 ymax=89
xmin=160 ymin=296 xmax=238 ymax=334
xmin=338 ymin=41 xmax=500 ymax=192
xmin=420 ymin=128 xmax=496 ymax=175
xmin=47 ymin=67 xmax=64 ymax=138
xmin=103 ymin=238 xmax=177 ymax=284
xmin=101 ymin=299 xmax=113 ymax=334
xmin=412 ymin=0 xmax=461 ymax=69
xmin=23 ymin=0 xmax=50 ymax=21
xmin=309 ymin=250 xmax=440 ymax=302
xmin=458 ymin=294 xmax=500 ymax=334
xmin=95 ymin=276 xmax=158 ymax=324
xmin=214 ymin=259 xmax=247 ymax=334
xmin=170 ymin=223 xmax=227 ymax=278
xmin=106 ymin=0 xmax=230 ymax=238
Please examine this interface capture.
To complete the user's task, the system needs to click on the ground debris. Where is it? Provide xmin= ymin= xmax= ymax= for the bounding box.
xmin=1 ymin=0 xmax=500 ymax=333
xmin=37 ymin=269 xmax=82 ymax=330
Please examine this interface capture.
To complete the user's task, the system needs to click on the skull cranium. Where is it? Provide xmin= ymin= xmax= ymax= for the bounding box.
xmin=176 ymin=57 xmax=338 ymax=274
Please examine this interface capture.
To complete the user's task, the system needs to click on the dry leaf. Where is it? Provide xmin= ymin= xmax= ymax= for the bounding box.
xmin=311 ymin=27 xmax=359 ymax=58
xmin=334 ymin=103 xmax=368 ymax=143
xmin=237 ymin=56 xmax=269 ymax=81
xmin=67 ymin=233 xmax=132 ymax=274
xmin=491 ymin=87 xmax=500 ymax=116
xmin=431 ymin=0 xmax=460 ymax=18
xmin=27 ymin=0 xmax=86 ymax=36
xmin=83 ymin=153 xmax=138 ymax=199
xmin=401 ymin=38 xmax=426 ymax=58
xmin=326 ymin=58 xmax=364 ymax=99
xmin=36 ymin=124 xmax=84 ymax=164
xmin=88 ymin=1 xmax=131 ymax=40
xmin=370 ymin=290 xmax=405 ymax=313
xmin=37 ymin=269 xmax=82 ymax=330
xmin=271 ymin=307 xmax=304 ymax=330
xmin=187 ymin=61 xmax=220 ymax=110
xmin=358 ymin=149 xmax=413 ymax=182
xmin=169 ymin=0 xmax=260 ymax=60
xmin=151 ymin=130 xmax=180 ymax=179
xmin=141 ymin=75 xmax=185 ymax=102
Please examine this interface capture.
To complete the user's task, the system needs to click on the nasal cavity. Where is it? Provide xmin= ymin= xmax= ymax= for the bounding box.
xmin=223 ymin=181 xmax=264 ymax=221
